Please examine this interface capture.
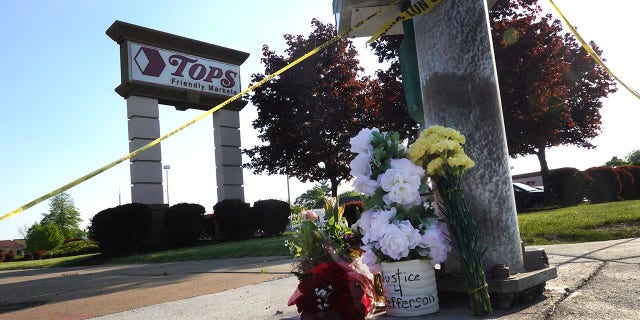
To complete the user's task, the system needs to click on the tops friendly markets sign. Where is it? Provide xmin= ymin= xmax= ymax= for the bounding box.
xmin=107 ymin=20 xmax=249 ymax=111
xmin=129 ymin=42 xmax=241 ymax=97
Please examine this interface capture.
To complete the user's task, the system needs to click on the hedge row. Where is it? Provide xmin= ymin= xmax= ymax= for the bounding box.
xmin=211 ymin=199 xmax=291 ymax=240
xmin=88 ymin=199 xmax=291 ymax=256
xmin=546 ymin=165 xmax=640 ymax=206
xmin=164 ymin=203 xmax=206 ymax=247
xmin=89 ymin=203 xmax=153 ymax=256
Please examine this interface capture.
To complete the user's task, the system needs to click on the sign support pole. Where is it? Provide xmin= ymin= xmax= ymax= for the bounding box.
xmin=127 ymin=95 xmax=164 ymax=205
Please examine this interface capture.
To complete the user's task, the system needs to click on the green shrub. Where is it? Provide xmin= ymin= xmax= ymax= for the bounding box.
xmin=26 ymin=223 xmax=65 ymax=252
xmin=585 ymin=166 xmax=622 ymax=203
xmin=203 ymin=213 xmax=215 ymax=240
xmin=615 ymin=167 xmax=635 ymax=200
xmin=562 ymin=171 xmax=594 ymax=206
xmin=89 ymin=203 xmax=153 ymax=256
xmin=4 ymin=250 xmax=15 ymax=262
xmin=250 ymin=199 xmax=290 ymax=236
xmin=214 ymin=199 xmax=252 ymax=240
xmin=546 ymin=167 xmax=583 ymax=205
xmin=618 ymin=166 xmax=640 ymax=200
xmin=32 ymin=250 xmax=47 ymax=260
xmin=164 ymin=203 xmax=205 ymax=247
xmin=48 ymin=239 xmax=101 ymax=258
xmin=290 ymin=204 xmax=305 ymax=214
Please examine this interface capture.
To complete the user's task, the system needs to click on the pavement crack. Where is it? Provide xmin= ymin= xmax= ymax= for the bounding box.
xmin=544 ymin=261 xmax=607 ymax=319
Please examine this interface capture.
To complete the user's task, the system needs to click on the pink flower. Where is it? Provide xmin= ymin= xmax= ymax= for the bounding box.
xmin=303 ymin=210 xmax=318 ymax=221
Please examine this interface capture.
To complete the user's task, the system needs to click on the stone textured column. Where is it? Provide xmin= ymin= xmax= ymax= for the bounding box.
xmin=213 ymin=109 xmax=245 ymax=202
xmin=413 ymin=0 xmax=524 ymax=274
xmin=127 ymin=95 xmax=164 ymax=204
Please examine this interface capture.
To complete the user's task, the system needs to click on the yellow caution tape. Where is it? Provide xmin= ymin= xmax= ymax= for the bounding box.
xmin=368 ymin=0 xmax=444 ymax=43
xmin=547 ymin=0 xmax=640 ymax=100
xmin=0 ymin=1 xmax=400 ymax=221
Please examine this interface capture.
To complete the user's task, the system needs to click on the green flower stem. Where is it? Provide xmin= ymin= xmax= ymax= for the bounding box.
xmin=437 ymin=176 xmax=492 ymax=315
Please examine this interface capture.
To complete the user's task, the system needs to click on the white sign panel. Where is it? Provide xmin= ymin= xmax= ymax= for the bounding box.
xmin=128 ymin=42 xmax=241 ymax=96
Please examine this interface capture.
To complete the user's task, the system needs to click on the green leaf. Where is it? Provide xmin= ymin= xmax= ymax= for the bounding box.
xmin=363 ymin=188 xmax=385 ymax=210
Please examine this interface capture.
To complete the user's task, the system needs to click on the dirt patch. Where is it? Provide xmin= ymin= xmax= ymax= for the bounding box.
xmin=594 ymin=220 xmax=640 ymax=233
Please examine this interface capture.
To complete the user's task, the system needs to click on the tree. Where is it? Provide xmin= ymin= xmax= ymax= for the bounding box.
xmin=627 ymin=149 xmax=640 ymax=165
xmin=17 ymin=224 xmax=29 ymax=239
xmin=338 ymin=190 xmax=361 ymax=199
xmin=605 ymin=156 xmax=628 ymax=167
xmin=244 ymin=19 xmax=417 ymax=197
xmin=294 ymin=181 xmax=331 ymax=209
xmin=41 ymin=192 xmax=84 ymax=239
xmin=26 ymin=223 xmax=64 ymax=252
xmin=490 ymin=0 xmax=617 ymax=193
xmin=367 ymin=3 xmax=616 ymax=197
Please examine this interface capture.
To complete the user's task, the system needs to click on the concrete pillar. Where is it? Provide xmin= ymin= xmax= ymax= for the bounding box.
xmin=413 ymin=0 xmax=524 ymax=274
xmin=213 ymin=108 xmax=245 ymax=201
xmin=127 ymin=95 xmax=164 ymax=204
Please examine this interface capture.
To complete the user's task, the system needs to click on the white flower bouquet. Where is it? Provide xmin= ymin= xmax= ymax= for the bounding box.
xmin=349 ymin=128 xmax=451 ymax=271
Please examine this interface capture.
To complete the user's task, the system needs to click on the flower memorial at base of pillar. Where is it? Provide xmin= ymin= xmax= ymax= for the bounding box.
xmin=285 ymin=125 xmax=491 ymax=318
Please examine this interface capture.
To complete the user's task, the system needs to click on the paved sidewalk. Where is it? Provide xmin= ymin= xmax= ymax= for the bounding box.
xmin=92 ymin=238 xmax=640 ymax=320
xmin=0 ymin=256 xmax=294 ymax=320
xmin=2 ymin=238 xmax=639 ymax=319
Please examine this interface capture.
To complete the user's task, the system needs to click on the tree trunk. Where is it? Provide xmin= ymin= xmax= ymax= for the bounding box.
xmin=535 ymin=146 xmax=551 ymax=204
xmin=330 ymin=178 xmax=339 ymax=198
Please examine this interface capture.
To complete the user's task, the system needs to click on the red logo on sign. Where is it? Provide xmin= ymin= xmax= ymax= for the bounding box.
xmin=134 ymin=47 xmax=166 ymax=77
xmin=132 ymin=45 xmax=238 ymax=89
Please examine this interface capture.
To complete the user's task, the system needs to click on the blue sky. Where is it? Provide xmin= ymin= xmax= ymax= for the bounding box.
xmin=1 ymin=0 xmax=638 ymax=240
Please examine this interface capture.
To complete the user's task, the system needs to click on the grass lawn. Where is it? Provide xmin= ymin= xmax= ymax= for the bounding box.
xmin=518 ymin=199 xmax=640 ymax=244
xmin=0 ymin=237 xmax=291 ymax=271
xmin=2 ymin=200 xmax=639 ymax=270
xmin=108 ymin=235 xmax=292 ymax=264
xmin=0 ymin=254 xmax=100 ymax=271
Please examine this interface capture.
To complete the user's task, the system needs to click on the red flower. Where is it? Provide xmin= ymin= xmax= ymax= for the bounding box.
xmin=288 ymin=261 xmax=374 ymax=320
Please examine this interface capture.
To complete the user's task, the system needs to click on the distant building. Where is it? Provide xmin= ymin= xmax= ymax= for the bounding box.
xmin=0 ymin=239 xmax=27 ymax=255
xmin=512 ymin=171 xmax=542 ymax=187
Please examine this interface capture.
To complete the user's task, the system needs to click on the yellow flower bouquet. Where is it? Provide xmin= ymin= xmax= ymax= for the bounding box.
xmin=408 ymin=125 xmax=492 ymax=315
